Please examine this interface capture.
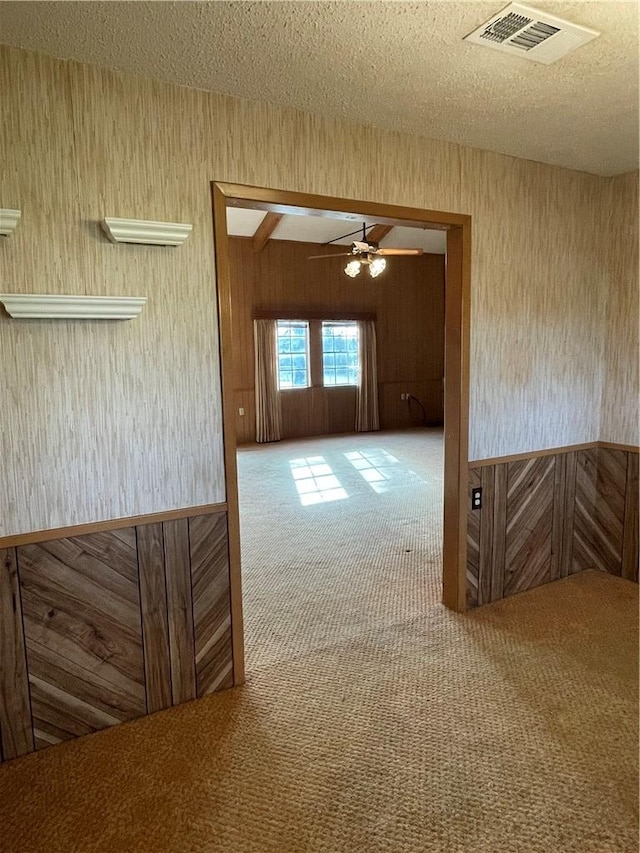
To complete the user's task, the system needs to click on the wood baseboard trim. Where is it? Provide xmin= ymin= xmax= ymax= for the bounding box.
xmin=0 ymin=503 xmax=228 ymax=549
xmin=469 ymin=440 xmax=638 ymax=469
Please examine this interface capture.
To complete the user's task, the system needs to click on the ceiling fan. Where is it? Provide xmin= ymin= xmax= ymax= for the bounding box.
xmin=308 ymin=223 xmax=423 ymax=278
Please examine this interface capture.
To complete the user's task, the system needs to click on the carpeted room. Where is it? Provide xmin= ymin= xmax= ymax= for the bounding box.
xmin=0 ymin=570 xmax=636 ymax=852
xmin=0 ymin=2 xmax=639 ymax=851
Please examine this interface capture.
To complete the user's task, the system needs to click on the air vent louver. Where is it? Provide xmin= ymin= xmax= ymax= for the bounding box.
xmin=464 ymin=3 xmax=599 ymax=65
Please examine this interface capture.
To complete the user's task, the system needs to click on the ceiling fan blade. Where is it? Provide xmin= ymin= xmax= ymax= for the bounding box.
xmin=376 ymin=248 xmax=424 ymax=256
xmin=308 ymin=252 xmax=353 ymax=259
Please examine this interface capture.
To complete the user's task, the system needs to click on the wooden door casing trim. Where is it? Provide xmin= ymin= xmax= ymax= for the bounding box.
xmin=211 ymin=182 xmax=472 ymax=685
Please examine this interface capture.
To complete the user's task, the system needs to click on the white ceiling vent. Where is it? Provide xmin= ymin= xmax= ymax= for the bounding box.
xmin=464 ymin=3 xmax=600 ymax=65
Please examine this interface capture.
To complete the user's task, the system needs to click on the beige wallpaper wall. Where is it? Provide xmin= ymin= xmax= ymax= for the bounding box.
xmin=600 ymin=171 xmax=639 ymax=446
xmin=0 ymin=46 xmax=634 ymax=536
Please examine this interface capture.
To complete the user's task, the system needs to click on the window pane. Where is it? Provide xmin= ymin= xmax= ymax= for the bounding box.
xmin=321 ymin=321 xmax=359 ymax=387
xmin=277 ymin=321 xmax=310 ymax=389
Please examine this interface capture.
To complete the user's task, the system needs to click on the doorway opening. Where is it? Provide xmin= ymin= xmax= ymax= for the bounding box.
xmin=212 ymin=183 xmax=470 ymax=684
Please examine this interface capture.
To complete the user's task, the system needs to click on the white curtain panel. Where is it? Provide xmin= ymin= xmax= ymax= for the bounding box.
xmin=355 ymin=319 xmax=380 ymax=432
xmin=254 ymin=319 xmax=282 ymax=443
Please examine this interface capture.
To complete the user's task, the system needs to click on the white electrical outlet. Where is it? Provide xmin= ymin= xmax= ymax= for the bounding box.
xmin=239 ymin=407 xmax=245 ymax=416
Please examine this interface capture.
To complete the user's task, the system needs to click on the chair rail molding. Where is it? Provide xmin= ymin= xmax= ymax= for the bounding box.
xmin=102 ymin=217 xmax=192 ymax=246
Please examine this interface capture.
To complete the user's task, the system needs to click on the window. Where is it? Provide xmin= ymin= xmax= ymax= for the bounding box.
xmin=322 ymin=321 xmax=359 ymax=386
xmin=277 ymin=320 xmax=310 ymax=389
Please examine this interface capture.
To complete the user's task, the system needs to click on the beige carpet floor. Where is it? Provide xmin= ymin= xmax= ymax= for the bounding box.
xmin=0 ymin=431 xmax=637 ymax=852
xmin=238 ymin=430 xmax=445 ymax=673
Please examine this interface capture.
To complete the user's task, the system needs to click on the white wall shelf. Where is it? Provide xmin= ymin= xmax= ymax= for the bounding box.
xmin=0 ymin=209 xmax=21 ymax=237
xmin=0 ymin=294 xmax=147 ymax=320
xmin=102 ymin=217 xmax=192 ymax=246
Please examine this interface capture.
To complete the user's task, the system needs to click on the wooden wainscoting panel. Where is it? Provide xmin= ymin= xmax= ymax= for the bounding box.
xmin=574 ymin=448 xmax=626 ymax=575
xmin=137 ymin=523 xmax=172 ymax=713
xmin=550 ymin=451 xmax=577 ymax=581
xmin=594 ymin=448 xmax=627 ymax=576
xmin=466 ymin=468 xmax=481 ymax=608
xmin=475 ymin=463 xmax=509 ymax=605
xmin=550 ymin=453 xmax=566 ymax=582
xmin=504 ymin=456 xmax=554 ymax=596
xmin=163 ymin=519 xmax=197 ymax=704
xmin=490 ymin=464 xmax=508 ymax=601
xmin=560 ymin=451 xmax=577 ymax=579
xmin=621 ymin=452 xmax=639 ymax=582
xmin=0 ymin=548 xmax=34 ymax=760
xmin=18 ymin=530 xmax=146 ymax=750
xmin=1 ymin=509 xmax=234 ymax=764
xmin=478 ymin=464 xmax=495 ymax=606
xmin=468 ymin=445 xmax=637 ymax=609
xmin=189 ymin=513 xmax=233 ymax=696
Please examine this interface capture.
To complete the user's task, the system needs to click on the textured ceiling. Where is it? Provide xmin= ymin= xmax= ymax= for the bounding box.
xmin=1 ymin=1 xmax=637 ymax=175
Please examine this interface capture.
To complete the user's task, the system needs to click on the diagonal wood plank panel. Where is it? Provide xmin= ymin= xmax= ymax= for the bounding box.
xmin=467 ymin=447 xmax=637 ymax=608
xmin=0 ymin=548 xmax=34 ymax=759
xmin=621 ymin=453 xmax=639 ymax=582
xmin=163 ymin=519 xmax=197 ymax=705
xmin=478 ymin=465 xmax=495 ymax=606
xmin=18 ymin=530 xmax=146 ymax=750
xmin=505 ymin=457 xmax=554 ymax=596
xmin=550 ymin=453 xmax=566 ymax=582
xmin=574 ymin=448 xmax=626 ymax=575
xmin=490 ymin=464 xmax=508 ymax=602
xmin=559 ymin=451 xmax=577 ymax=578
xmin=137 ymin=523 xmax=172 ymax=713
xmin=1 ymin=510 xmax=233 ymax=762
xmin=189 ymin=513 xmax=233 ymax=696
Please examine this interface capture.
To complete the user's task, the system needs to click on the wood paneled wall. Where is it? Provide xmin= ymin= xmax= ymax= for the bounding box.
xmin=228 ymin=237 xmax=445 ymax=443
xmin=0 ymin=511 xmax=232 ymax=763
xmin=467 ymin=447 xmax=639 ymax=607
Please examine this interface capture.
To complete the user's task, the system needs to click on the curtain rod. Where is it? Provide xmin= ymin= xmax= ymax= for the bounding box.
xmin=254 ymin=310 xmax=376 ymax=321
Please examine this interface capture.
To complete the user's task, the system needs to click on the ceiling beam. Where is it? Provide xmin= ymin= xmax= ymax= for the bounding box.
xmin=252 ymin=212 xmax=283 ymax=252
xmin=366 ymin=224 xmax=393 ymax=244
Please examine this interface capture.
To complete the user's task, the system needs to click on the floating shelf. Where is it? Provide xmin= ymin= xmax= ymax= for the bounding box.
xmin=102 ymin=217 xmax=192 ymax=246
xmin=0 ymin=209 xmax=21 ymax=237
xmin=0 ymin=294 xmax=147 ymax=320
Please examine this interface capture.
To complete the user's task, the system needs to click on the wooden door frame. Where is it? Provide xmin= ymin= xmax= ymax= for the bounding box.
xmin=211 ymin=182 xmax=471 ymax=685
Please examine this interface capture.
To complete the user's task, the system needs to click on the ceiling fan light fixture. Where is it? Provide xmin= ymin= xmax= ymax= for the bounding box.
xmin=369 ymin=257 xmax=387 ymax=278
xmin=344 ymin=259 xmax=362 ymax=278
